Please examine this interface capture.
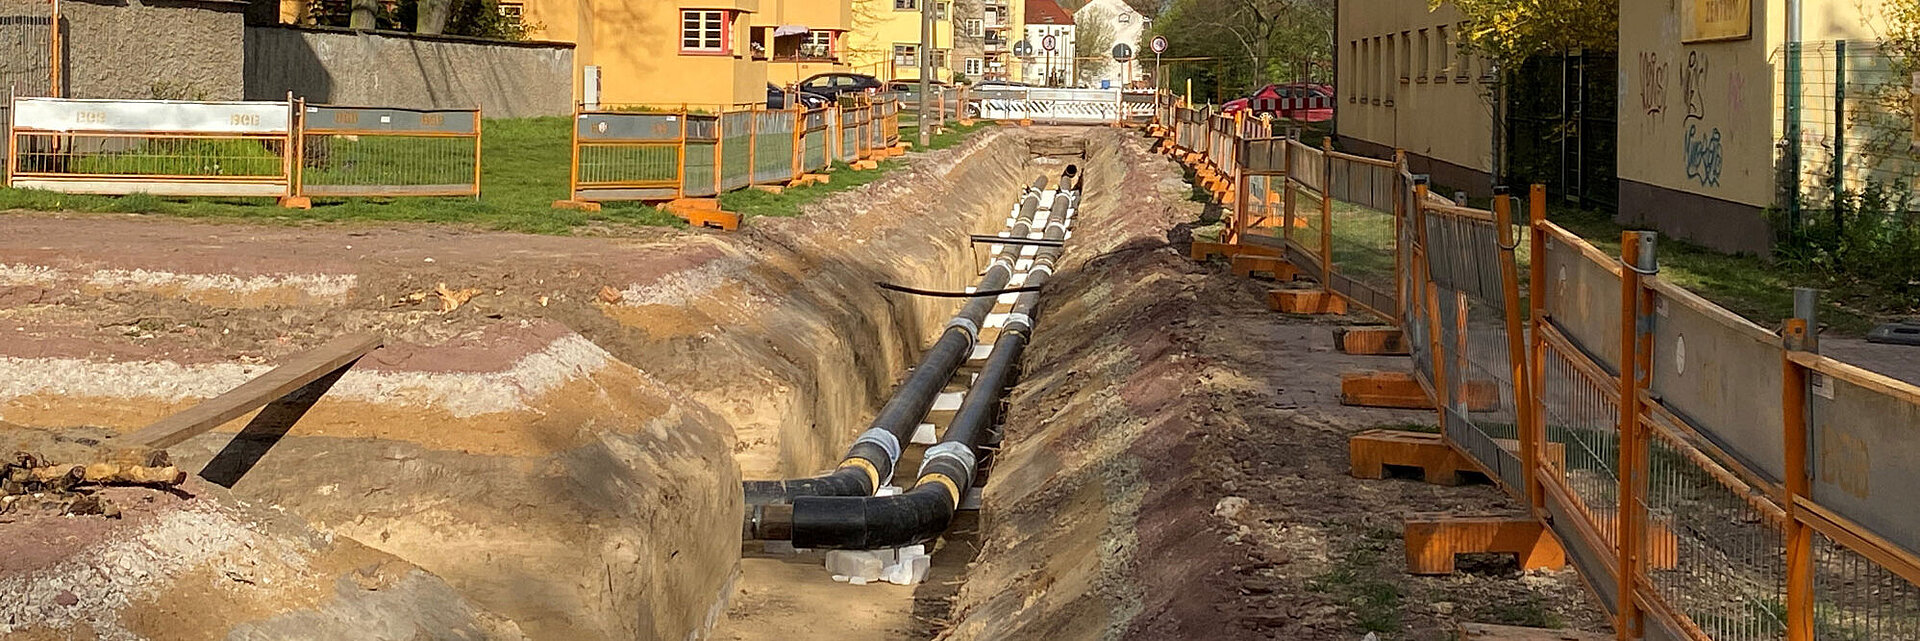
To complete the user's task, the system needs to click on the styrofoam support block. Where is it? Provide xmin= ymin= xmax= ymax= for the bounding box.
xmin=911 ymin=422 xmax=938 ymax=445
xmin=932 ymin=391 xmax=964 ymax=411
xmin=969 ymin=344 xmax=994 ymax=360
xmin=986 ymin=312 xmax=1011 ymax=328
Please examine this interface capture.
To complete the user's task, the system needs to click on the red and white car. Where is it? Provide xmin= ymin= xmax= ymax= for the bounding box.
xmin=1221 ymin=83 xmax=1335 ymax=122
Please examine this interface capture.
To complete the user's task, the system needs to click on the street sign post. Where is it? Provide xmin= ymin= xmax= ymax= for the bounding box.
xmin=1113 ymin=43 xmax=1134 ymax=89
xmin=1150 ymin=36 xmax=1167 ymax=93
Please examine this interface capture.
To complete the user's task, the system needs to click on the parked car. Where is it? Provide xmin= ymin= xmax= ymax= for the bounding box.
xmin=798 ymin=72 xmax=883 ymax=98
xmin=767 ymin=83 xmax=830 ymax=109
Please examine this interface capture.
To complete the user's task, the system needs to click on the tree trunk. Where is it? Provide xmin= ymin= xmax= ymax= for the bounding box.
xmin=415 ymin=0 xmax=451 ymax=34
xmin=349 ymin=0 xmax=377 ymax=29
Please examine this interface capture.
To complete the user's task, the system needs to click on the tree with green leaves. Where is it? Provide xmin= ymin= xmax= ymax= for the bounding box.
xmin=1144 ymin=0 xmax=1331 ymax=100
xmin=1076 ymin=6 xmax=1114 ymax=84
xmin=1434 ymin=0 xmax=1615 ymax=186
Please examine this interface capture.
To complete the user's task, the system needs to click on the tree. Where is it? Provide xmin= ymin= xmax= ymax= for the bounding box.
xmin=1076 ymin=6 xmax=1114 ymax=84
xmin=1145 ymin=0 xmax=1332 ymax=99
xmin=1435 ymin=0 xmax=1615 ymax=186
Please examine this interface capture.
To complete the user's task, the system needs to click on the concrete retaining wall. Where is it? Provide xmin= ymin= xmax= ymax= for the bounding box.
xmin=62 ymin=0 xmax=247 ymax=100
xmin=244 ymin=26 xmax=574 ymax=117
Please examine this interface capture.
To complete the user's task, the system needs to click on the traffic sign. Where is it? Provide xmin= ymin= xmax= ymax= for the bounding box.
xmin=1042 ymin=34 xmax=1057 ymax=52
xmin=1112 ymin=43 xmax=1133 ymax=62
xmin=1150 ymin=35 xmax=1168 ymax=54
xmin=1013 ymin=40 xmax=1033 ymax=57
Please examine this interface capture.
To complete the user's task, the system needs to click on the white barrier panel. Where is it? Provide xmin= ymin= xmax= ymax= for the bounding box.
xmin=974 ymin=88 xmax=1152 ymax=125
xmin=12 ymin=97 xmax=292 ymax=134
xmin=7 ymin=96 xmax=295 ymax=198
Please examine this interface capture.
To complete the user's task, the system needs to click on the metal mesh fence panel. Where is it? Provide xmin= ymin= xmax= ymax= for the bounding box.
xmin=753 ymin=111 xmax=795 ymax=185
xmin=1812 ymin=530 xmax=1920 ymax=639
xmin=1642 ymin=424 xmax=1790 ymax=641
xmin=0 ymin=5 xmax=52 ymax=98
xmin=299 ymin=107 xmax=480 ymax=198
xmin=719 ymin=110 xmax=753 ymax=192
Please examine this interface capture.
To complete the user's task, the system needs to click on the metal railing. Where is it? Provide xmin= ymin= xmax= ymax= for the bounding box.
xmin=565 ymin=96 xmax=902 ymax=205
xmin=1151 ymin=94 xmax=1920 ymax=641
xmin=5 ymin=97 xmax=485 ymax=203
xmin=297 ymin=105 xmax=481 ymax=198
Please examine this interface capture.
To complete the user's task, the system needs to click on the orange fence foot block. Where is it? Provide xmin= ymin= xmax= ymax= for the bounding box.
xmin=1268 ymin=288 xmax=1348 ymax=315
xmin=1456 ymin=622 xmax=1610 ymax=641
xmin=1350 ymin=429 xmax=1473 ymax=485
xmin=277 ymin=195 xmax=312 ymax=210
xmin=1339 ymin=370 xmax=1431 ymax=409
xmin=852 ymin=160 xmax=880 ymax=171
xmin=552 ymin=199 xmax=603 ymax=212
xmin=752 ymin=185 xmax=786 ymax=195
xmin=1404 ymin=513 xmax=1566 ymax=575
xmin=1191 ymin=241 xmax=1233 ymax=261
xmin=1335 ymin=326 xmax=1410 ymax=355
xmin=1230 ymin=255 xmax=1299 ymax=281
xmin=659 ymin=198 xmax=740 ymax=231
xmin=1019 ymin=118 xmax=1033 ymax=127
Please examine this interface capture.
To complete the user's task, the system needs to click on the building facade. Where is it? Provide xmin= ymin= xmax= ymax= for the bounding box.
xmin=1020 ymin=0 xmax=1072 ymax=86
xmin=1617 ymin=0 xmax=1889 ymax=253
xmin=1072 ymin=0 xmax=1145 ymax=88
xmin=1334 ymin=0 xmax=1496 ymax=196
xmin=844 ymin=0 xmax=955 ymax=81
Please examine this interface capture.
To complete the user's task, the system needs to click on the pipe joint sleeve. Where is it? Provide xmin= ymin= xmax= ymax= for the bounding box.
xmin=1003 ymin=312 xmax=1034 ymax=333
xmin=920 ymin=441 xmax=978 ymax=477
xmin=944 ymin=317 xmax=980 ymax=343
xmin=853 ymin=428 xmax=904 ymax=465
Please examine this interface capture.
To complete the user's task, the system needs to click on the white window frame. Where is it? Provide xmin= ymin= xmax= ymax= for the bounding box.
xmin=965 ymin=18 xmax=982 ymax=37
xmin=965 ymin=57 xmax=983 ymax=76
xmin=680 ymin=10 xmax=729 ymax=54
xmin=893 ymin=43 xmax=919 ymax=67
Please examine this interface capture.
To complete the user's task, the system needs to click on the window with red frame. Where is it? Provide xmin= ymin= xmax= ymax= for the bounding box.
xmin=681 ymin=10 xmax=731 ymax=54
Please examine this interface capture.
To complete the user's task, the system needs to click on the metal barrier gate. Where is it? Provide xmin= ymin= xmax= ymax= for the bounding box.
xmin=6 ymin=97 xmax=297 ymax=197
xmin=298 ymin=105 xmax=480 ymax=198
xmin=973 ymin=87 xmax=1138 ymax=125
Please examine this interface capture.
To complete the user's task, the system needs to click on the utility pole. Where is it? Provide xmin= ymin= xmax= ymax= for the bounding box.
xmin=918 ymin=0 xmax=933 ymax=147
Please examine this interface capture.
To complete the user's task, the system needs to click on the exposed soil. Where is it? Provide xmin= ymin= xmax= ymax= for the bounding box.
xmin=941 ymin=132 xmax=1612 ymax=640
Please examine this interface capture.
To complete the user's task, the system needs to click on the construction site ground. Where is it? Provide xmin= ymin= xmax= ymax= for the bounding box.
xmin=0 ymin=127 xmax=1621 ymax=640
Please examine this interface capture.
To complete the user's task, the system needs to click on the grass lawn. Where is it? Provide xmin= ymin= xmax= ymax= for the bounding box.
xmin=0 ymin=118 xmax=991 ymax=235
xmin=899 ymin=120 xmax=993 ymax=152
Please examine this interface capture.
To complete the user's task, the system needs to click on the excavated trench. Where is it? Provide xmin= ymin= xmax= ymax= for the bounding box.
xmin=0 ymin=127 xmax=1158 ymax=640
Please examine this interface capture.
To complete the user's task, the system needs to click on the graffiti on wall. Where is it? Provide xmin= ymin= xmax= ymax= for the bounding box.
xmin=1680 ymin=50 xmax=1723 ymax=187
xmin=1639 ymin=51 xmax=1669 ymax=116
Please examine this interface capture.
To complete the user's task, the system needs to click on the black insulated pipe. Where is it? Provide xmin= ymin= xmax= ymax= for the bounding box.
xmin=751 ymin=166 xmax=1078 ymax=548
xmin=743 ymin=176 xmax=1051 ymax=506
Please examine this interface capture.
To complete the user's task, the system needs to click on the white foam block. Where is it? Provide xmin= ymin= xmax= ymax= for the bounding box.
xmin=910 ymin=422 xmax=938 ymax=445
xmin=970 ymin=344 xmax=994 ymax=360
xmin=1020 ymin=245 xmax=1039 ymax=257
xmin=1008 ymin=272 xmax=1029 ymax=287
xmin=997 ymin=292 xmax=1020 ymax=304
xmin=1014 ymin=258 xmax=1034 ymax=271
xmin=826 ymin=550 xmax=885 ymax=582
xmin=985 ymin=312 xmax=1011 ymax=328
xmin=932 ymin=391 xmax=964 ymax=411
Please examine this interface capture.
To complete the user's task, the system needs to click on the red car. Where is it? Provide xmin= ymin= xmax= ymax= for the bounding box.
xmin=1223 ymin=83 xmax=1334 ymax=122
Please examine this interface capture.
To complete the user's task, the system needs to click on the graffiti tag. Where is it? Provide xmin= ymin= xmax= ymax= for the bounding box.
xmin=1684 ymin=121 xmax=1723 ymax=187
xmin=1678 ymin=50 xmax=1722 ymax=187
xmin=1639 ymin=52 xmax=1669 ymax=116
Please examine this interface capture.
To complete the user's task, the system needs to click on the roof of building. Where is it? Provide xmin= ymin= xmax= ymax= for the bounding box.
xmin=1026 ymin=0 xmax=1075 ymax=25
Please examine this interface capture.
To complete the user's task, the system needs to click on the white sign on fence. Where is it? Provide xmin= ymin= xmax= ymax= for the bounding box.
xmin=11 ymin=97 xmax=292 ymax=134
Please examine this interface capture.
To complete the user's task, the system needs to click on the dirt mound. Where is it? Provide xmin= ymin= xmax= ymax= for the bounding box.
xmin=941 ymin=134 xmax=1609 ymax=640
xmin=0 ymin=429 xmax=521 ymax=640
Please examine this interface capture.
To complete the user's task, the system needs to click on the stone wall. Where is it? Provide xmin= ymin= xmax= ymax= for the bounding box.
xmin=62 ymin=0 xmax=248 ymax=100
xmin=244 ymin=25 xmax=574 ymax=117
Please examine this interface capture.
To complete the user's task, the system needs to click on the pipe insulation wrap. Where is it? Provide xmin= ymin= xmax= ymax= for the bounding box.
xmin=742 ymin=173 xmax=1049 ymax=506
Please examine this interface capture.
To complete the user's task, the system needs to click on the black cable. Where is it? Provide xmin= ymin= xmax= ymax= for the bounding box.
xmin=874 ymin=281 xmax=1044 ymax=297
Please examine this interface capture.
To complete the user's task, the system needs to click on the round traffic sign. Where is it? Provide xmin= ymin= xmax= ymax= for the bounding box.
xmin=1042 ymin=34 xmax=1057 ymax=52
xmin=1150 ymin=35 xmax=1168 ymax=54
xmin=1013 ymin=40 xmax=1033 ymax=56
xmin=1111 ymin=43 xmax=1133 ymax=62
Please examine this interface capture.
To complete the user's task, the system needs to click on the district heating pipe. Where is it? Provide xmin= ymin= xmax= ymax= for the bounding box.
xmin=742 ymin=175 xmax=1052 ymax=506
xmin=746 ymin=165 xmax=1079 ymax=549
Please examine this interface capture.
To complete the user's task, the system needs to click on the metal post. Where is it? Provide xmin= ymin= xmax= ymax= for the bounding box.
xmin=1832 ymin=40 xmax=1847 ymax=225
xmin=918 ymin=0 xmax=933 ymax=148
xmin=1615 ymin=230 xmax=1657 ymax=641
xmin=1784 ymin=0 xmax=1805 ymax=234
xmin=1527 ymin=184 xmax=1549 ymax=512
xmin=1783 ymin=286 xmax=1818 ymax=641
xmin=1320 ymin=136 xmax=1335 ymax=282
xmin=48 ymin=0 xmax=61 ymax=97
xmin=1495 ymin=186 xmax=1541 ymax=514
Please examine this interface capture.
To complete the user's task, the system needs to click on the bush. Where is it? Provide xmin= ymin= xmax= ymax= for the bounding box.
xmin=1771 ymin=177 xmax=1920 ymax=300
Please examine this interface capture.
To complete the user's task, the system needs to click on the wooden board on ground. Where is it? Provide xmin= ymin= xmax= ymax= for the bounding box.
xmin=116 ymin=333 xmax=382 ymax=449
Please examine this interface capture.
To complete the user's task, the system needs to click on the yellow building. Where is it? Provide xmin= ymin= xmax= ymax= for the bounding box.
xmin=516 ymin=0 xmax=858 ymax=107
xmin=1617 ymin=0 xmax=1888 ymax=253
xmin=1335 ymin=0 xmax=1495 ymax=196
xmin=844 ymin=0 xmax=955 ymax=81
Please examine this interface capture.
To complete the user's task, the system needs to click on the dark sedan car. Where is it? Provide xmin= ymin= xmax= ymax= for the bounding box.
xmin=767 ymin=83 xmax=830 ymax=109
xmin=798 ymin=72 xmax=883 ymax=98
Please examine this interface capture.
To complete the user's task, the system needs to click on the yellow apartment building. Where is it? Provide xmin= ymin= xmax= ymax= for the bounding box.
xmin=1335 ymin=0 xmax=1494 ymax=196
xmin=515 ymin=0 xmax=857 ymax=107
xmin=844 ymin=0 xmax=955 ymax=81
xmin=1617 ymin=0 xmax=1889 ymax=253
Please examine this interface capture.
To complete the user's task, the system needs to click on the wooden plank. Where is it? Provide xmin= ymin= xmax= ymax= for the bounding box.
xmin=116 ymin=333 xmax=382 ymax=449
xmin=1457 ymin=622 xmax=1610 ymax=641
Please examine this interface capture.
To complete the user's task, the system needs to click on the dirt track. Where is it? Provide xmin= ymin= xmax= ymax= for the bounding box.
xmin=941 ymin=133 xmax=1613 ymax=640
